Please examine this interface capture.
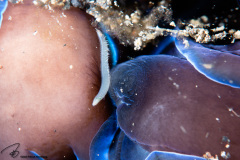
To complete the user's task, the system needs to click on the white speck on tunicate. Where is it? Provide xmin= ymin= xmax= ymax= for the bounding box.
xmin=216 ymin=118 xmax=220 ymax=122
xmin=132 ymin=123 xmax=134 ymax=126
xmin=202 ymin=63 xmax=213 ymax=69
xmin=69 ymin=65 xmax=73 ymax=69
xmin=195 ymin=85 xmax=198 ymax=88
xmin=131 ymin=130 xmax=133 ymax=132
xmin=62 ymin=12 xmax=67 ymax=17
xmin=33 ymin=31 xmax=38 ymax=36
xmin=173 ymin=82 xmax=179 ymax=89
xmin=205 ymin=132 xmax=209 ymax=138
xmin=168 ymin=77 xmax=173 ymax=81
xmin=8 ymin=16 xmax=12 ymax=20
xmin=97 ymin=154 xmax=99 ymax=156
xmin=228 ymin=108 xmax=240 ymax=117
xmin=229 ymin=80 xmax=233 ymax=84
xmin=224 ymin=60 xmax=227 ymax=63
xmin=217 ymin=94 xmax=221 ymax=98
xmin=56 ymin=18 xmax=61 ymax=26
xmin=135 ymin=93 xmax=137 ymax=95
xmin=178 ymin=91 xmax=181 ymax=95
xmin=183 ymin=95 xmax=187 ymax=99
xmin=70 ymin=26 xmax=74 ymax=30
xmin=225 ymin=144 xmax=230 ymax=148
xmin=180 ymin=126 xmax=187 ymax=133
xmin=18 ymin=128 xmax=21 ymax=131
xmin=120 ymin=88 xmax=123 ymax=93
xmin=172 ymin=68 xmax=177 ymax=71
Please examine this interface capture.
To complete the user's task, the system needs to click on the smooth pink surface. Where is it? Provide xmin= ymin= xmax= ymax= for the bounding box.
xmin=0 ymin=1 xmax=111 ymax=160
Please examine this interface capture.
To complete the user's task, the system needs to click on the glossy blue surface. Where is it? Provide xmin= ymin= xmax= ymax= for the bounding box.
xmin=146 ymin=151 xmax=206 ymax=160
xmin=90 ymin=112 xmax=209 ymax=160
xmin=90 ymin=112 xmax=119 ymax=160
xmin=175 ymin=38 xmax=240 ymax=88
xmin=108 ymin=54 xmax=240 ymax=159
xmin=0 ymin=0 xmax=8 ymax=28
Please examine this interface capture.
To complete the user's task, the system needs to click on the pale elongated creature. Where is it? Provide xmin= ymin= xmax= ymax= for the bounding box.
xmin=92 ymin=29 xmax=111 ymax=106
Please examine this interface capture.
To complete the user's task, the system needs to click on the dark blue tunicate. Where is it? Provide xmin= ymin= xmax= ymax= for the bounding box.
xmin=93 ymin=114 xmax=208 ymax=160
xmin=109 ymin=57 xmax=149 ymax=108
xmin=175 ymin=38 xmax=240 ymax=88
xmin=145 ymin=151 xmax=206 ymax=160
xmin=90 ymin=112 xmax=119 ymax=160
xmin=109 ymin=130 xmax=150 ymax=160
xmin=0 ymin=0 xmax=8 ymax=28
xmin=109 ymin=55 xmax=240 ymax=158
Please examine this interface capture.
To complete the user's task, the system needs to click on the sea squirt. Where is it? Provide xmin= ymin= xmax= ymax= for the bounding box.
xmin=175 ymin=38 xmax=240 ymax=88
xmin=109 ymin=54 xmax=240 ymax=159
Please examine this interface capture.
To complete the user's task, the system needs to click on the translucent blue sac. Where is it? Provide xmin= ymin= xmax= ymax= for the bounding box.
xmin=175 ymin=38 xmax=240 ymax=88
xmin=109 ymin=55 xmax=240 ymax=159
xmin=109 ymin=130 xmax=150 ymax=160
xmin=145 ymin=151 xmax=206 ymax=160
xmin=90 ymin=113 xmax=119 ymax=160
xmin=0 ymin=0 xmax=8 ymax=28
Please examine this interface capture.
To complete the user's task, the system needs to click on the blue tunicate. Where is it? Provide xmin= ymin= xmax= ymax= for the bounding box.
xmin=145 ymin=151 xmax=206 ymax=160
xmin=0 ymin=0 xmax=8 ymax=28
xmin=175 ymin=38 xmax=240 ymax=88
xmin=90 ymin=112 xmax=119 ymax=160
xmin=119 ymin=133 xmax=150 ymax=160
xmin=108 ymin=55 xmax=240 ymax=158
